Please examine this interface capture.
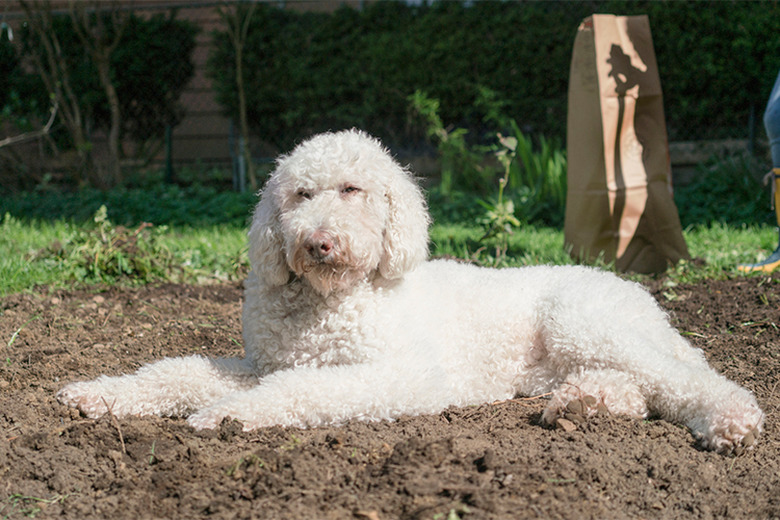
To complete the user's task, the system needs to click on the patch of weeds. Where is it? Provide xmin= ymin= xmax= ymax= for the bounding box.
xmin=28 ymin=205 xmax=179 ymax=285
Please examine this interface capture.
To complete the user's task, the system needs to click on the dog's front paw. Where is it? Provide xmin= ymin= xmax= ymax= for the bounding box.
xmin=542 ymin=393 xmax=607 ymax=428
xmin=57 ymin=382 xmax=112 ymax=419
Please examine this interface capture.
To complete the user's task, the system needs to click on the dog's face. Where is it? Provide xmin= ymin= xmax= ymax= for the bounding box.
xmin=249 ymin=130 xmax=430 ymax=296
xmin=277 ymin=166 xmax=390 ymax=295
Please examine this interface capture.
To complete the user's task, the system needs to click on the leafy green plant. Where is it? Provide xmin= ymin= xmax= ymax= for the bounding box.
xmin=408 ymin=90 xmax=495 ymax=198
xmin=410 ymin=91 xmax=567 ymax=231
xmin=502 ymin=120 xmax=567 ymax=227
xmin=31 ymin=205 xmax=178 ymax=284
xmin=478 ymin=134 xmax=521 ymax=266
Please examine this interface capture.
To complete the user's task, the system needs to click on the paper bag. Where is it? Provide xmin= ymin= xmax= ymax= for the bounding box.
xmin=564 ymin=14 xmax=690 ymax=273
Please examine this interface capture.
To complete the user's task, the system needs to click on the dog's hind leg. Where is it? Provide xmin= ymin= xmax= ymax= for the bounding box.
xmin=57 ymin=356 xmax=258 ymax=419
xmin=534 ymin=288 xmax=763 ymax=453
xmin=541 ymin=368 xmax=648 ymax=425
xmin=598 ymin=322 xmax=764 ymax=453
xmin=640 ymin=360 xmax=764 ymax=454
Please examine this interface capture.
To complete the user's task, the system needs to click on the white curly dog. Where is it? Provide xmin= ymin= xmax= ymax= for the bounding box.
xmin=59 ymin=129 xmax=764 ymax=454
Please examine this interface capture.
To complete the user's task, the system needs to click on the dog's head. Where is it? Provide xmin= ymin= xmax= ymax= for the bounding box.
xmin=248 ymin=129 xmax=430 ymax=296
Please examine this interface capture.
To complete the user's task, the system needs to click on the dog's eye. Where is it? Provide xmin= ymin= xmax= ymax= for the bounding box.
xmin=297 ymin=190 xmax=312 ymax=200
xmin=341 ymin=185 xmax=360 ymax=196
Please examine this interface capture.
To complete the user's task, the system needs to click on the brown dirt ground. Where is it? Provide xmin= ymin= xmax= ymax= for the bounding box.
xmin=1 ymin=276 xmax=779 ymax=520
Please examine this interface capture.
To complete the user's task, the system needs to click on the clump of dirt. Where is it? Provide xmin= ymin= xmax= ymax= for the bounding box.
xmin=1 ymin=277 xmax=778 ymax=519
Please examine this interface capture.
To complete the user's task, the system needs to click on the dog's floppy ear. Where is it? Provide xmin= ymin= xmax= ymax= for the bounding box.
xmin=379 ymin=166 xmax=431 ymax=279
xmin=247 ymin=182 xmax=289 ymax=287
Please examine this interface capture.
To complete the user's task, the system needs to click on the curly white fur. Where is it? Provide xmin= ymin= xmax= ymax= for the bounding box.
xmin=59 ymin=129 xmax=764 ymax=454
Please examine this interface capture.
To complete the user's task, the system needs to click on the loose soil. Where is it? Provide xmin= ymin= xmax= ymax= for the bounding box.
xmin=1 ymin=276 xmax=779 ymax=519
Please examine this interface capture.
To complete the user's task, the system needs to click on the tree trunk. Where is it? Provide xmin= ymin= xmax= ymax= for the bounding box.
xmin=95 ymin=51 xmax=122 ymax=187
xmin=235 ymin=42 xmax=256 ymax=191
xmin=69 ymin=0 xmax=128 ymax=189
xmin=21 ymin=0 xmax=92 ymax=183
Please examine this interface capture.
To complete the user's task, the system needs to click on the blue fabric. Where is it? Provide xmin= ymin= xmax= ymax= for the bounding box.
xmin=764 ymin=68 xmax=780 ymax=167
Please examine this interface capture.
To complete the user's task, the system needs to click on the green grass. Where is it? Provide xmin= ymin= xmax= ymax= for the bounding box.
xmin=433 ymin=220 xmax=780 ymax=283
xmin=2 ymin=208 xmax=777 ymax=297
xmin=430 ymin=223 xmax=572 ymax=267
xmin=685 ymin=222 xmax=779 ymax=268
xmin=0 ymin=212 xmax=247 ymax=296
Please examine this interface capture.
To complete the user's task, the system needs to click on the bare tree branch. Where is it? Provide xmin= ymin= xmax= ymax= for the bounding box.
xmin=69 ymin=0 xmax=131 ymax=187
xmin=0 ymin=100 xmax=59 ymax=148
xmin=20 ymin=0 xmax=90 ymax=181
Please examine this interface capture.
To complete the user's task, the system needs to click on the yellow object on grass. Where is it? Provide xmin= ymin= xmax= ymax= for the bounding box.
xmin=738 ymin=168 xmax=780 ymax=273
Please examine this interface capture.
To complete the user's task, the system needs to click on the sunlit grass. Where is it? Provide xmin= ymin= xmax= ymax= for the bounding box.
xmin=0 ymin=213 xmax=247 ymax=296
xmin=429 ymin=223 xmax=572 ymax=267
xmin=2 ymin=210 xmax=777 ymax=296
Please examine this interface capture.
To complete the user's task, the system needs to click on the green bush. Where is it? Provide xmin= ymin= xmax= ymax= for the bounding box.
xmin=4 ymin=10 xmax=198 ymax=189
xmin=0 ymin=185 xmax=256 ymax=227
xmin=209 ymin=0 xmax=780 ymax=152
xmin=675 ymin=154 xmax=773 ymax=228
xmin=410 ymin=91 xmax=567 ymax=227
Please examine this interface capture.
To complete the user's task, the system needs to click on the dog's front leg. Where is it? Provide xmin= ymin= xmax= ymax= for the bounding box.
xmin=58 ymin=356 xmax=258 ymax=419
xmin=187 ymin=359 xmax=463 ymax=430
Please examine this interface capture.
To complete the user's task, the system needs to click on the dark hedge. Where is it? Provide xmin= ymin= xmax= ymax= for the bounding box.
xmin=7 ymin=11 xmax=198 ymax=145
xmin=209 ymin=0 xmax=780 ymax=153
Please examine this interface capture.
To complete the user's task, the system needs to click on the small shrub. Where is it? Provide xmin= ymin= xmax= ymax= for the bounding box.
xmin=408 ymin=90 xmax=496 ymax=198
xmin=675 ymin=154 xmax=772 ymax=227
xmin=30 ymin=205 xmax=178 ymax=284
xmin=478 ymin=134 xmax=521 ymax=266
xmin=410 ymin=91 xmax=567 ymax=228
xmin=502 ymin=120 xmax=567 ymax=227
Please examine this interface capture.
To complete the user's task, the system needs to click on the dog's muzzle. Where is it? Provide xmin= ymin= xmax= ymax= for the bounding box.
xmin=304 ymin=231 xmax=336 ymax=262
